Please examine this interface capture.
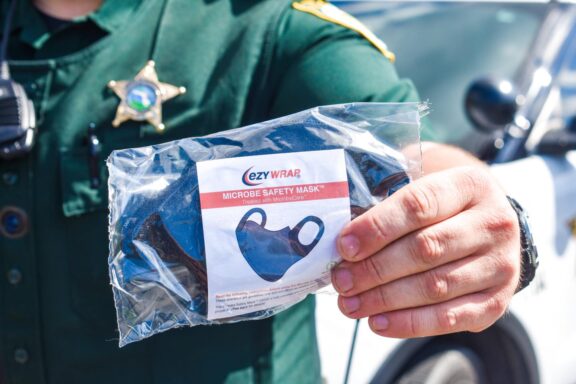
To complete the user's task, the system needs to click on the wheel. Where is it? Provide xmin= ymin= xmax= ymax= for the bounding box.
xmin=395 ymin=347 xmax=488 ymax=384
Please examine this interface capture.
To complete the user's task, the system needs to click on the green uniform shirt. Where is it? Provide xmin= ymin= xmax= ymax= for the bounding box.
xmin=0 ymin=0 xmax=423 ymax=383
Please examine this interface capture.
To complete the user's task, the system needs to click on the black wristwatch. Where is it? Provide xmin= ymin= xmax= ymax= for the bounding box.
xmin=507 ymin=196 xmax=539 ymax=293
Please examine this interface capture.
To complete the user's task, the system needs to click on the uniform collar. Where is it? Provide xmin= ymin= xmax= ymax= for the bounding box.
xmin=5 ymin=0 xmax=142 ymax=50
xmin=87 ymin=0 xmax=144 ymax=34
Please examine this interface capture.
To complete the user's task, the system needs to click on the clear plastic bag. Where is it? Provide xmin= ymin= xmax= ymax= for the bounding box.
xmin=107 ymin=102 xmax=425 ymax=346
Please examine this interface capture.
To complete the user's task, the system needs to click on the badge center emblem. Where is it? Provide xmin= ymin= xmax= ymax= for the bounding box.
xmin=108 ymin=61 xmax=186 ymax=132
xmin=126 ymin=82 xmax=159 ymax=113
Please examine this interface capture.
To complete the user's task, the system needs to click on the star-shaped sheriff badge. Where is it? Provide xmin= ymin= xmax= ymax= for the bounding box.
xmin=108 ymin=60 xmax=186 ymax=132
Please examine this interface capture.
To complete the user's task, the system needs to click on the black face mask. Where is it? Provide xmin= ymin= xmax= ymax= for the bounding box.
xmin=235 ymin=207 xmax=325 ymax=282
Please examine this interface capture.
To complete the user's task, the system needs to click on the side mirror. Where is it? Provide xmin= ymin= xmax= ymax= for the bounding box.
xmin=465 ymin=78 xmax=519 ymax=134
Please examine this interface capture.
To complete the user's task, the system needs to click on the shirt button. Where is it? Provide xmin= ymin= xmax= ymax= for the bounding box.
xmin=14 ymin=348 xmax=29 ymax=364
xmin=2 ymin=172 xmax=18 ymax=186
xmin=7 ymin=268 xmax=22 ymax=285
xmin=0 ymin=206 xmax=29 ymax=238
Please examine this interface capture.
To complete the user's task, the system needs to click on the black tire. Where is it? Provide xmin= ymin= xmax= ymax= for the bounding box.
xmin=395 ymin=347 xmax=488 ymax=384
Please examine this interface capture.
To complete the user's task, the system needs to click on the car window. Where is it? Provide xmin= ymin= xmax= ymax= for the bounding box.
xmin=559 ymin=26 xmax=576 ymax=124
xmin=343 ymin=2 xmax=547 ymax=152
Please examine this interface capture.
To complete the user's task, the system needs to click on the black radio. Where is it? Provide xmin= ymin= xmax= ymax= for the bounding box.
xmin=0 ymin=0 xmax=37 ymax=160
xmin=0 ymin=69 xmax=36 ymax=160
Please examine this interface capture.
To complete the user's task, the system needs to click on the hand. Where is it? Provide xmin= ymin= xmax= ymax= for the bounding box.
xmin=331 ymin=166 xmax=521 ymax=338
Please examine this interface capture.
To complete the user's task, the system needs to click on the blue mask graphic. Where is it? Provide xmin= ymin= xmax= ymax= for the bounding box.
xmin=235 ymin=207 xmax=325 ymax=282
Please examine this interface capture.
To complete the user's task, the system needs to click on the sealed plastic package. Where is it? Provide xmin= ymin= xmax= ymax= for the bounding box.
xmin=107 ymin=102 xmax=424 ymax=346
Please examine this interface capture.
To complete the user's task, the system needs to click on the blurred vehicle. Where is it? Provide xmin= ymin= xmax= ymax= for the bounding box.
xmin=315 ymin=2 xmax=576 ymax=383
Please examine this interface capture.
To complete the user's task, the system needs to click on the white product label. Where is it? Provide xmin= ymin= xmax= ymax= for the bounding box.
xmin=197 ymin=149 xmax=351 ymax=320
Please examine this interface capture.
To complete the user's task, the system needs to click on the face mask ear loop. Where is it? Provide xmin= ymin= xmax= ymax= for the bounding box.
xmin=288 ymin=216 xmax=325 ymax=257
xmin=236 ymin=207 xmax=267 ymax=233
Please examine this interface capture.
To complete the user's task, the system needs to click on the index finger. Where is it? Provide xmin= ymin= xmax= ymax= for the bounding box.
xmin=338 ymin=167 xmax=487 ymax=261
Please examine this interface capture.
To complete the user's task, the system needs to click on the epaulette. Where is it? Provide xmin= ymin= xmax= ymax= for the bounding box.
xmin=292 ymin=0 xmax=395 ymax=62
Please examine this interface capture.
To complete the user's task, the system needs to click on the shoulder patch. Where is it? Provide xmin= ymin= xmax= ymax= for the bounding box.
xmin=292 ymin=0 xmax=395 ymax=62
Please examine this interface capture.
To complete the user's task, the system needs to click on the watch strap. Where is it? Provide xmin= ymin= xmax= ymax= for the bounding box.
xmin=507 ymin=196 xmax=539 ymax=293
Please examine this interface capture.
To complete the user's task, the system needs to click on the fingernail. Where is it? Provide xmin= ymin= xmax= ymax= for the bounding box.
xmin=371 ymin=315 xmax=389 ymax=331
xmin=333 ymin=268 xmax=354 ymax=293
xmin=339 ymin=234 xmax=360 ymax=259
xmin=341 ymin=296 xmax=360 ymax=314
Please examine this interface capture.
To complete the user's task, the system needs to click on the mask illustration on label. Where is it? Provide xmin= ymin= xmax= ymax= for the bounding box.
xmin=235 ymin=207 xmax=325 ymax=282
